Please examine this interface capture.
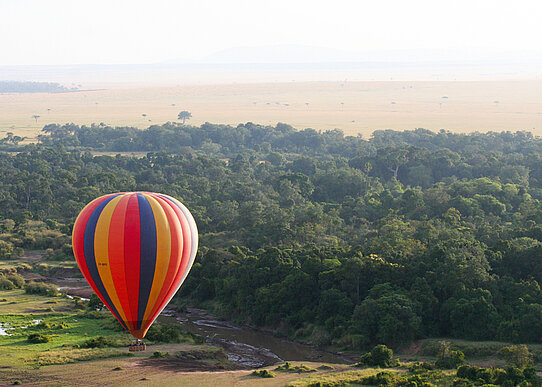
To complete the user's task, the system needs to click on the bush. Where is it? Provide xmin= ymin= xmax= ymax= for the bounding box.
xmin=499 ymin=344 xmax=533 ymax=369
xmin=81 ymin=336 xmax=114 ymax=348
xmin=361 ymin=371 xmax=396 ymax=385
xmin=275 ymin=362 xmax=316 ymax=373
xmin=27 ymin=333 xmax=50 ymax=343
xmin=0 ymin=276 xmax=16 ymax=290
xmin=0 ymin=240 xmax=15 ymax=259
xmin=357 ymin=344 xmax=399 ymax=368
xmin=24 ymin=281 xmax=58 ymax=297
xmin=456 ymin=364 xmax=539 ymax=386
xmin=5 ymin=273 xmax=25 ymax=288
xmin=435 ymin=341 xmax=465 ymax=369
xmin=408 ymin=362 xmax=434 ymax=374
xmin=251 ymin=369 xmax=275 ymax=378
xmin=151 ymin=351 xmax=169 ymax=358
xmin=35 ymin=320 xmax=69 ymax=330
xmin=145 ymin=323 xmax=204 ymax=344
xmin=88 ymin=294 xmax=104 ymax=310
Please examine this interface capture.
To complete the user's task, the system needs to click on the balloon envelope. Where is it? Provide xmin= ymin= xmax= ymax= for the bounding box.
xmin=72 ymin=192 xmax=198 ymax=338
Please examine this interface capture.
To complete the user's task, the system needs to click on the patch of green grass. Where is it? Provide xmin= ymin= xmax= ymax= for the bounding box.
xmin=33 ymin=348 xmax=132 ymax=366
xmin=0 ymin=289 xmax=73 ymax=314
xmin=0 ymin=307 xmax=132 ymax=369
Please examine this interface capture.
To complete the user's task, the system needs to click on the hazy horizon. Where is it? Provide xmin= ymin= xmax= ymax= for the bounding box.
xmin=1 ymin=0 xmax=541 ymax=66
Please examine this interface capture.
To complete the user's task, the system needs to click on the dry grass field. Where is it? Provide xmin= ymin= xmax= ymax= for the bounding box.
xmin=1 ymin=80 xmax=542 ymax=140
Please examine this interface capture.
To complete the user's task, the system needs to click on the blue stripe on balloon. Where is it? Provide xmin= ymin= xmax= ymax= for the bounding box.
xmin=136 ymin=193 xmax=157 ymax=329
xmin=84 ymin=194 xmax=128 ymax=330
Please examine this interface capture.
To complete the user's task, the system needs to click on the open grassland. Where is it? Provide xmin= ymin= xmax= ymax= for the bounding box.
xmin=2 ymin=285 xmax=542 ymax=386
xmin=2 ymin=80 xmax=542 ymax=140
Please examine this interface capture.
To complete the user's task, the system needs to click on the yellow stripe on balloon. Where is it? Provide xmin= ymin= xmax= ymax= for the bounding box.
xmin=141 ymin=193 xmax=171 ymax=322
xmin=94 ymin=195 xmax=129 ymax=324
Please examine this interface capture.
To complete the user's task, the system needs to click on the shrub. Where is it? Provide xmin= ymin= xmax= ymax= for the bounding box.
xmin=456 ymin=364 xmax=539 ymax=386
xmin=499 ymin=344 xmax=533 ymax=369
xmin=88 ymin=294 xmax=104 ymax=310
xmin=27 ymin=333 xmax=50 ymax=343
xmin=408 ymin=362 xmax=434 ymax=374
xmin=452 ymin=378 xmax=474 ymax=387
xmin=145 ymin=323 xmax=204 ymax=344
xmin=357 ymin=344 xmax=399 ymax=367
xmin=361 ymin=371 xmax=396 ymax=385
xmin=0 ymin=276 xmax=16 ymax=290
xmin=0 ymin=240 xmax=15 ymax=259
xmin=24 ymin=281 xmax=58 ymax=297
xmin=35 ymin=320 xmax=69 ymax=330
xmin=435 ymin=341 xmax=465 ymax=369
xmin=151 ymin=351 xmax=169 ymax=358
xmin=251 ymin=369 xmax=275 ymax=378
xmin=81 ymin=336 xmax=114 ymax=348
xmin=275 ymin=362 xmax=316 ymax=373
xmin=5 ymin=273 xmax=24 ymax=288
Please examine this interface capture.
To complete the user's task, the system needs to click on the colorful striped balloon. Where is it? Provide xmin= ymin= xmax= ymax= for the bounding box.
xmin=72 ymin=192 xmax=198 ymax=339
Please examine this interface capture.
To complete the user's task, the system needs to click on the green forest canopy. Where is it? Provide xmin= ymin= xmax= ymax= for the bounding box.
xmin=2 ymin=123 xmax=542 ymax=348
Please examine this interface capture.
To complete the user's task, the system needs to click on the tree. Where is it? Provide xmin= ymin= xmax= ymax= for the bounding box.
xmin=351 ymin=284 xmax=421 ymax=346
xmin=499 ymin=345 xmax=533 ymax=369
xmin=358 ymin=344 xmax=398 ymax=367
xmin=88 ymin=293 xmax=104 ymax=310
xmin=435 ymin=341 xmax=465 ymax=369
xmin=177 ymin=111 xmax=192 ymax=124
xmin=0 ymin=240 xmax=15 ymax=259
xmin=32 ymin=114 xmax=40 ymax=123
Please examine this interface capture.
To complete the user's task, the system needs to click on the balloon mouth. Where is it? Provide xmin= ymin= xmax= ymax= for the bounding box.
xmin=130 ymin=328 xmax=149 ymax=339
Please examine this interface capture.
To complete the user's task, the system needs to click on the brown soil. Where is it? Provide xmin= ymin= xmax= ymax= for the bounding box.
xmin=401 ymin=340 xmax=425 ymax=356
xmin=19 ymin=272 xmax=48 ymax=281
xmin=136 ymin=347 xmax=245 ymax=372
xmin=59 ymin=286 xmax=94 ymax=298
xmin=138 ymin=356 xmax=242 ymax=372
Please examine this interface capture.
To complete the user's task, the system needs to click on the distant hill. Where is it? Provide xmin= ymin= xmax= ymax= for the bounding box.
xmin=0 ymin=80 xmax=77 ymax=93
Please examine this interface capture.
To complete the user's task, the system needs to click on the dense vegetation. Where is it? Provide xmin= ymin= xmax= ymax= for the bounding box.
xmin=2 ymin=123 xmax=542 ymax=349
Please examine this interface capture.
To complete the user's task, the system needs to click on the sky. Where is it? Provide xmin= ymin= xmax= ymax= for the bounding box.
xmin=1 ymin=0 xmax=542 ymax=65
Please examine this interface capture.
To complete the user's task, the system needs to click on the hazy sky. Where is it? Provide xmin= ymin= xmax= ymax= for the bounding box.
xmin=1 ymin=0 xmax=541 ymax=65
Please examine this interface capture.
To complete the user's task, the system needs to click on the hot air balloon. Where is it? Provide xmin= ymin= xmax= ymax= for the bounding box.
xmin=72 ymin=192 xmax=198 ymax=345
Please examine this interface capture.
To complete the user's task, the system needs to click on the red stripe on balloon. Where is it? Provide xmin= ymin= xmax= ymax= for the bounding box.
xmin=108 ymin=194 xmax=133 ymax=330
xmin=124 ymin=193 xmax=141 ymax=328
